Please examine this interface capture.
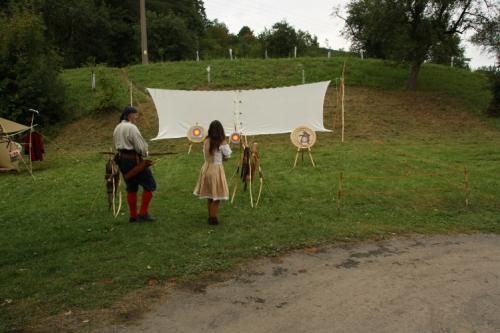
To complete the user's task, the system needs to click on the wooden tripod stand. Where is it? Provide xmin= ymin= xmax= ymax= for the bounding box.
xmin=293 ymin=146 xmax=315 ymax=168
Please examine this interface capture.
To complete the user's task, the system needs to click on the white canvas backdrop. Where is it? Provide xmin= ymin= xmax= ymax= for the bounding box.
xmin=147 ymin=81 xmax=331 ymax=140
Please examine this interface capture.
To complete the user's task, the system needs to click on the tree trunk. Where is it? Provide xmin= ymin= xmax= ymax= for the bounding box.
xmin=407 ymin=62 xmax=422 ymax=90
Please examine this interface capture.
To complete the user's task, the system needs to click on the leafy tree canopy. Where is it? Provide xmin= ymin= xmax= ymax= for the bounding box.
xmin=1 ymin=0 xmax=208 ymax=67
xmin=0 ymin=9 xmax=65 ymax=125
xmin=259 ymin=21 xmax=320 ymax=58
xmin=470 ymin=0 xmax=499 ymax=66
xmin=339 ymin=0 xmax=481 ymax=88
xmin=469 ymin=0 xmax=499 ymax=116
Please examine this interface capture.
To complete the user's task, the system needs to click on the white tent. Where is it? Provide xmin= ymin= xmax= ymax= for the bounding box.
xmin=0 ymin=118 xmax=30 ymax=171
xmin=148 ymin=81 xmax=331 ymax=140
xmin=0 ymin=117 xmax=30 ymax=135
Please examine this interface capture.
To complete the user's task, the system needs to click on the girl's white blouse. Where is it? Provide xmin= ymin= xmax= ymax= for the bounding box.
xmin=205 ymin=143 xmax=232 ymax=165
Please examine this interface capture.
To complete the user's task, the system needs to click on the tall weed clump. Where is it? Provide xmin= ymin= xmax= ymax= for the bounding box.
xmin=92 ymin=66 xmax=125 ymax=113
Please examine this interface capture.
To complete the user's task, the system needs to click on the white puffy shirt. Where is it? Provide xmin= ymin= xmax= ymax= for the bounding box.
xmin=113 ymin=120 xmax=149 ymax=157
xmin=205 ymin=143 xmax=232 ymax=165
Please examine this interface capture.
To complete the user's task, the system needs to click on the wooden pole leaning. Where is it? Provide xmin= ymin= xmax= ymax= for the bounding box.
xmin=28 ymin=113 xmax=33 ymax=175
xmin=243 ymin=136 xmax=254 ymax=208
xmin=18 ymin=154 xmax=35 ymax=181
xmin=230 ymin=142 xmax=243 ymax=204
xmin=26 ymin=110 xmax=37 ymax=180
xmin=255 ymin=165 xmax=264 ymax=207
xmin=249 ymin=161 xmax=254 ymax=208
xmin=111 ymin=160 xmax=122 ymax=218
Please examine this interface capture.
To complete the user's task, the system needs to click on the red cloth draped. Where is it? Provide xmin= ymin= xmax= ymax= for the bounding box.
xmin=23 ymin=132 xmax=45 ymax=161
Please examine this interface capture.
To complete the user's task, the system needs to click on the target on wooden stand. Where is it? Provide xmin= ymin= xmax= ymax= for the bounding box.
xmin=290 ymin=126 xmax=316 ymax=168
xmin=187 ymin=125 xmax=206 ymax=143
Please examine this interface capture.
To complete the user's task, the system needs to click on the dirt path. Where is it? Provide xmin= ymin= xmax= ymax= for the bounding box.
xmin=99 ymin=234 xmax=500 ymax=333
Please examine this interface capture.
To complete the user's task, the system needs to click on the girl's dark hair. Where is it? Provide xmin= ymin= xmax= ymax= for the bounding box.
xmin=207 ymin=120 xmax=226 ymax=155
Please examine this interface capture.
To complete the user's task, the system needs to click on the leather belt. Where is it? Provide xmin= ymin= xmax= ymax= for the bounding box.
xmin=118 ymin=150 xmax=140 ymax=160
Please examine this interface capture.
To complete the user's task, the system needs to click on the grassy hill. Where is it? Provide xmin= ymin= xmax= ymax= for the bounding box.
xmin=56 ymin=57 xmax=494 ymax=149
xmin=62 ymin=57 xmax=492 ymax=123
xmin=1 ymin=57 xmax=499 ymax=332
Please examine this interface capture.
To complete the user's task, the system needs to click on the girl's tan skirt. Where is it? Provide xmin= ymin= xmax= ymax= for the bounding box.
xmin=193 ymin=162 xmax=229 ymax=200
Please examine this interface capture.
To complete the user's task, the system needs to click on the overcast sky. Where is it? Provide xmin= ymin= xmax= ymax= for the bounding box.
xmin=204 ymin=0 xmax=496 ymax=69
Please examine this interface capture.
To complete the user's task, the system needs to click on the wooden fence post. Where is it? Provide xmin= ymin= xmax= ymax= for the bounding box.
xmin=341 ymin=62 xmax=346 ymax=143
xmin=337 ymin=171 xmax=344 ymax=215
xmin=464 ymin=166 xmax=469 ymax=207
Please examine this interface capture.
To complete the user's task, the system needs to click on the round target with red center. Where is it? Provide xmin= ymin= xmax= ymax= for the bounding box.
xmin=187 ymin=125 xmax=206 ymax=143
xmin=229 ymin=132 xmax=241 ymax=144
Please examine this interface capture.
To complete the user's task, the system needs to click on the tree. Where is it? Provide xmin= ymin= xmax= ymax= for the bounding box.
xmin=258 ymin=21 xmax=321 ymax=58
xmin=146 ymin=11 xmax=196 ymax=61
xmin=296 ymin=30 xmax=321 ymax=56
xmin=339 ymin=0 xmax=480 ymax=89
xmin=0 ymin=9 xmax=66 ymax=125
xmin=485 ymin=72 xmax=500 ymax=116
xmin=199 ymin=19 xmax=233 ymax=59
xmin=470 ymin=1 xmax=499 ymax=116
xmin=147 ymin=0 xmax=207 ymax=34
xmin=260 ymin=21 xmax=298 ymax=58
xmin=32 ymin=0 xmax=121 ymax=67
xmin=429 ymin=35 xmax=469 ymax=68
xmin=236 ymin=26 xmax=255 ymax=58
xmin=470 ymin=1 xmax=499 ymax=66
xmin=1 ymin=0 xmax=209 ymax=67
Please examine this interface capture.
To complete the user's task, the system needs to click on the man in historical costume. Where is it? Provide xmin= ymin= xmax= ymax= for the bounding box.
xmin=113 ymin=106 xmax=156 ymax=222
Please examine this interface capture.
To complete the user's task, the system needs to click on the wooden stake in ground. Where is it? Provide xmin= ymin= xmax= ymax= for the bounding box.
xmin=129 ymin=82 xmax=133 ymax=106
xmin=464 ymin=166 xmax=470 ymax=207
xmin=337 ymin=171 xmax=344 ymax=215
xmin=334 ymin=78 xmax=339 ymax=131
xmin=341 ymin=61 xmax=346 ymax=143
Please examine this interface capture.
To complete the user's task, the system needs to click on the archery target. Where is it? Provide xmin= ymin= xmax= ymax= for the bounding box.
xmin=291 ymin=126 xmax=316 ymax=148
xmin=187 ymin=125 xmax=206 ymax=143
xmin=229 ymin=132 xmax=241 ymax=144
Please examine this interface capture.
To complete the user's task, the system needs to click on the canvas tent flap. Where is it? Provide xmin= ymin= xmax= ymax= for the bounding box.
xmin=0 ymin=117 xmax=30 ymax=134
xmin=148 ymin=81 xmax=331 ymax=140
xmin=0 ymin=139 xmax=20 ymax=171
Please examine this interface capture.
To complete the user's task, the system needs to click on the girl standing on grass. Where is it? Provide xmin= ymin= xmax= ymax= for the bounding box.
xmin=194 ymin=120 xmax=232 ymax=225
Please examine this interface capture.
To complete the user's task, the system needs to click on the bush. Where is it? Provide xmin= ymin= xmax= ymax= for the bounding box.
xmin=0 ymin=9 xmax=66 ymax=126
xmin=92 ymin=66 xmax=123 ymax=113
xmin=487 ymin=71 xmax=500 ymax=117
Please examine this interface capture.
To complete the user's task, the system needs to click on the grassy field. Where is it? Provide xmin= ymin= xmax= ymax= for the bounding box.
xmin=1 ymin=58 xmax=499 ymax=332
